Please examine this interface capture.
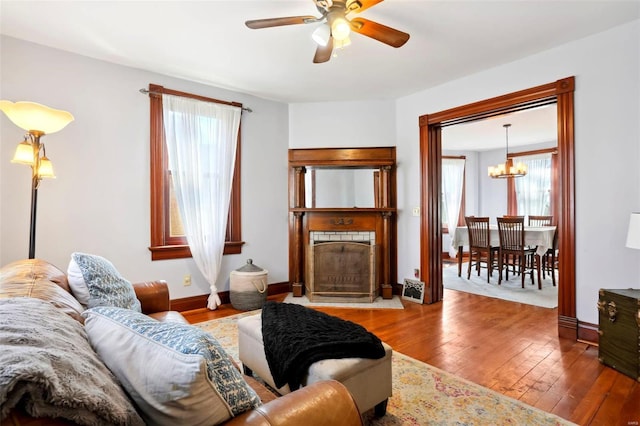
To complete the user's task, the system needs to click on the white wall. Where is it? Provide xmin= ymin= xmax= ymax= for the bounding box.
xmin=289 ymin=100 xmax=396 ymax=148
xmin=0 ymin=36 xmax=290 ymax=300
xmin=291 ymin=20 xmax=640 ymax=325
xmin=478 ymin=149 xmax=509 ymax=218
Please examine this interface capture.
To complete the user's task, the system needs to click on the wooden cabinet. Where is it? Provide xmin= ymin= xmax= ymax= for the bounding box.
xmin=288 ymin=147 xmax=397 ymax=300
xmin=597 ymin=288 xmax=640 ymax=381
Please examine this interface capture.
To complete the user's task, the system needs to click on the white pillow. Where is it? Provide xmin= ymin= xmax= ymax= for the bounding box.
xmin=67 ymin=252 xmax=141 ymax=312
xmin=66 ymin=257 xmax=91 ymax=306
xmin=82 ymin=306 xmax=261 ymax=426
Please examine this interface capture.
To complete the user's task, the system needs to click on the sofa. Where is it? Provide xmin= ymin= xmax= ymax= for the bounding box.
xmin=0 ymin=258 xmax=363 ymax=426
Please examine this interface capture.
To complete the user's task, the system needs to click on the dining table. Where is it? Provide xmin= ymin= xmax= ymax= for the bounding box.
xmin=451 ymin=225 xmax=557 ymax=285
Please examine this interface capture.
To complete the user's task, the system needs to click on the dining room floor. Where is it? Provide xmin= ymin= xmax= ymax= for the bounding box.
xmin=442 ymin=261 xmax=558 ymax=308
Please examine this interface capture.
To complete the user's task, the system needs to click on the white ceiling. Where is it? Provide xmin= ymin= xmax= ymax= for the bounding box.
xmin=442 ymin=103 xmax=558 ymax=151
xmin=1 ymin=0 xmax=639 ymax=104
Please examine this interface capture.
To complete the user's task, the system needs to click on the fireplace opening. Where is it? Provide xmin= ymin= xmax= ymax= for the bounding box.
xmin=307 ymin=238 xmax=377 ymax=302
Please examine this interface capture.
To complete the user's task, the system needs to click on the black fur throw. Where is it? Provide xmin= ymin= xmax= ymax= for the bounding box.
xmin=261 ymin=301 xmax=385 ymax=390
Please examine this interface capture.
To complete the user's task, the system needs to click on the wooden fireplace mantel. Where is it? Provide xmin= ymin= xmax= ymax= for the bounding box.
xmin=288 ymin=147 xmax=398 ymax=299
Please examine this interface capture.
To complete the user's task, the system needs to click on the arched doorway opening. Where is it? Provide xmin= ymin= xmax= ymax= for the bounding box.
xmin=419 ymin=77 xmax=577 ymax=339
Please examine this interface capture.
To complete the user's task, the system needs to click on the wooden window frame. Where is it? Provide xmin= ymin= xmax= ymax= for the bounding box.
xmin=148 ymin=84 xmax=244 ymax=260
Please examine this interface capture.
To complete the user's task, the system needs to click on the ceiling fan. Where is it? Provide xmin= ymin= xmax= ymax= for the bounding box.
xmin=245 ymin=0 xmax=410 ymax=63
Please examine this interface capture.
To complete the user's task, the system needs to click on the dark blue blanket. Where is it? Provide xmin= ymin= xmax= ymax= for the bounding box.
xmin=261 ymin=301 xmax=385 ymax=390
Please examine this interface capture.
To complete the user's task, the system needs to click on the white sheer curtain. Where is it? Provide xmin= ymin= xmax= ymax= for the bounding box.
xmin=514 ymin=154 xmax=551 ymax=217
xmin=162 ymin=94 xmax=241 ymax=310
xmin=442 ymin=158 xmax=465 ymax=257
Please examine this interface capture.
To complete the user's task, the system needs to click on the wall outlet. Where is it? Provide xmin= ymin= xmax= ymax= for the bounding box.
xmin=412 ymin=207 xmax=420 ymax=216
xmin=183 ymin=274 xmax=191 ymax=286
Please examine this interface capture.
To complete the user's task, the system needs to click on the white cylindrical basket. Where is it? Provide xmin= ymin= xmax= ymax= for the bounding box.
xmin=230 ymin=259 xmax=268 ymax=311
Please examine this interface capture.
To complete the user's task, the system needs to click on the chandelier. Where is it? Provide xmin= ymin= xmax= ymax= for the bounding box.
xmin=488 ymin=123 xmax=527 ymax=179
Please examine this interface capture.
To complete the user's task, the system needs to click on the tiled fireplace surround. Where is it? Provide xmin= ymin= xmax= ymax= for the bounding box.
xmin=310 ymin=231 xmax=375 ymax=244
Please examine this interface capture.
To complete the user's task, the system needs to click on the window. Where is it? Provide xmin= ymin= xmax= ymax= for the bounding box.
xmin=148 ymin=84 xmax=243 ymax=260
xmin=441 ymin=156 xmax=466 ymax=232
xmin=507 ymin=148 xmax=557 ymax=219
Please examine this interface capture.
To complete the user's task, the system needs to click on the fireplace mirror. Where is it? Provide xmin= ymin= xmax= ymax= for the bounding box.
xmin=304 ymin=167 xmax=377 ymax=208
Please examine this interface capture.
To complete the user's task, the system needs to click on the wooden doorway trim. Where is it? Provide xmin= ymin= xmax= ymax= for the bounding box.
xmin=418 ymin=76 xmax=576 ymax=339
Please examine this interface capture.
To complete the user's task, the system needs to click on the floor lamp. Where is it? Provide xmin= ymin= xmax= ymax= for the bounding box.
xmin=0 ymin=101 xmax=74 ymax=259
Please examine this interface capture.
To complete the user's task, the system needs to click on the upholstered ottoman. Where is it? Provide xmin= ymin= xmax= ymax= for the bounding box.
xmin=238 ymin=313 xmax=392 ymax=416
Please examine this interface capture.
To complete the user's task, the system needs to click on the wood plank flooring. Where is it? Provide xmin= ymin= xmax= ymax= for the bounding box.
xmin=183 ymin=289 xmax=639 ymax=426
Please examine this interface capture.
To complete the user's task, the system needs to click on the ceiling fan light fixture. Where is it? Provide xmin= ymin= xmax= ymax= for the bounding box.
xmin=333 ymin=36 xmax=351 ymax=50
xmin=312 ymin=24 xmax=331 ymax=46
xmin=331 ymin=16 xmax=351 ymax=41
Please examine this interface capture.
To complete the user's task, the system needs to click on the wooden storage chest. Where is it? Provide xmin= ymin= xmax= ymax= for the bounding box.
xmin=597 ymin=288 xmax=640 ymax=381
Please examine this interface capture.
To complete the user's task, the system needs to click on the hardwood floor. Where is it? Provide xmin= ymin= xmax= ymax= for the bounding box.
xmin=183 ymin=289 xmax=639 ymax=426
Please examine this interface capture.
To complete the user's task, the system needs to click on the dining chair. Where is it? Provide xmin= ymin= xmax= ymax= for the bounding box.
xmin=502 ymin=216 xmax=525 ymax=273
xmin=465 ymin=216 xmax=499 ymax=283
xmin=528 ymin=215 xmax=553 ymax=226
xmin=541 ymin=227 xmax=558 ymax=286
xmin=496 ymin=217 xmax=540 ymax=288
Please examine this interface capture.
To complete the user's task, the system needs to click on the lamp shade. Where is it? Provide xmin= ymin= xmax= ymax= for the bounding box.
xmin=333 ymin=36 xmax=352 ymax=50
xmin=626 ymin=212 xmax=640 ymax=249
xmin=11 ymin=140 xmax=35 ymax=165
xmin=37 ymin=156 xmax=56 ymax=179
xmin=312 ymin=24 xmax=331 ymax=46
xmin=0 ymin=100 xmax=74 ymax=134
xmin=331 ymin=16 xmax=351 ymax=41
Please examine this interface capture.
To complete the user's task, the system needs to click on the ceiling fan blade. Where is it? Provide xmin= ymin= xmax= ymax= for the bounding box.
xmin=313 ymin=37 xmax=334 ymax=63
xmin=245 ymin=15 xmax=318 ymax=29
xmin=350 ymin=17 xmax=410 ymax=48
xmin=348 ymin=0 xmax=384 ymax=14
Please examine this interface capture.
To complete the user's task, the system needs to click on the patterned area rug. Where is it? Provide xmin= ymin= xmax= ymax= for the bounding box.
xmin=196 ymin=311 xmax=575 ymax=426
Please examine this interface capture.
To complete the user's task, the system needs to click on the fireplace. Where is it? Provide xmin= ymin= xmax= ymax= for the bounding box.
xmin=307 ymin=231 xmax=377 ymax=302
xmin=288 ymin=147 xmax=397 ymax=300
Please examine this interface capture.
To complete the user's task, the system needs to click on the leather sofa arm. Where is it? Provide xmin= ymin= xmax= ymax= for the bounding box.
xmin=132 ymin=280 xmax=170 ymax=314
xmin=225 ymin=380 xmax=363 ymax=426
